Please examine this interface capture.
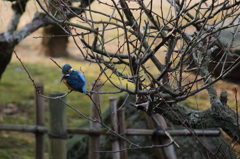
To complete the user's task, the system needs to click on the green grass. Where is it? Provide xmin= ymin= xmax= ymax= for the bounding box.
xmin=0 ymin=131 xmax=35 ymax=159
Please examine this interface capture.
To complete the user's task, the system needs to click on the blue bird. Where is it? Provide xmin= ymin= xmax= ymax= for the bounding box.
xmin=60 ymin=64 xmax=87 ymax=94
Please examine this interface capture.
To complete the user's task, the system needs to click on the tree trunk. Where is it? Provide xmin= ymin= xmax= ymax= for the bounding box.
xmin=41 ymin=24 xmax=69 ymax=57
xmin=0 ymin=38 xmax=13 ymax=80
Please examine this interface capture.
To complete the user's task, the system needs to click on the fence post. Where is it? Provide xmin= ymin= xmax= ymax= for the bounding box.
xmin=89 ymin=84 xmax=102 ymax=159
xmin=109 ymin=97 xmax=120 ymax=159
xmin=118 ymin=108 xmax=128 ymax=159
xmin=146 ymin=114 xmax=165 ymax=158
xmin=154 ymin=114 xmax=177 ymax=159
xmin=146 ymin=114 xmax=177 ymax=159
xmin=35 ymin=83 xmax=45 ymax=159
xmin=49 ymin=92 xmax=67 ymax=159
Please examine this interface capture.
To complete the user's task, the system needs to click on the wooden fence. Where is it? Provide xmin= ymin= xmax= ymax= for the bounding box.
xmin=0 ymin=83 xmax=221 ymax=159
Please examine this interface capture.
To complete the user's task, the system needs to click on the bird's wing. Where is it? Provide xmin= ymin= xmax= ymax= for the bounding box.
xmin=67 ymin=70 xmax=86 ymax=90
xmin=78 ymin=72 xmax=86 ymax=83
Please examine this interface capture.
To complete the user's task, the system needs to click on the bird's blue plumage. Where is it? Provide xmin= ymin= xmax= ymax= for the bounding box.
xmin=61 ymin=64 xmax=87 ymax=94
xmin=62 ymin=64 xmax=72 ymax=74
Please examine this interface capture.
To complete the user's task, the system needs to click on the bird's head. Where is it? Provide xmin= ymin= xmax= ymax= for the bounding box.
xmin=61 ymin=64 xmax=72 ymax=82
xmin=62 ymin=64 xmax=72 ymax=74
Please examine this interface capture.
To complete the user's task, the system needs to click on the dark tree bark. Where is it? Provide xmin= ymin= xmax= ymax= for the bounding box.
xmin=0 ymin=39 xmax=13 ymax=80
xmin=156 ymin=91 xmax=240 ymax=141
xmin=0 ymin=11 xmax=55 ymax=79
xmin=0 ymin=0 xmax=28 ymax=80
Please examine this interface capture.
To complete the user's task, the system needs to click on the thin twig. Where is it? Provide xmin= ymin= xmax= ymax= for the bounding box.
xmin=50 ymin=58 xmax=62 ymax=69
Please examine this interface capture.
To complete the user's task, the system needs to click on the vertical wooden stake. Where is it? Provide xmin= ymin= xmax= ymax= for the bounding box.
xmin=118 ymin=108 xmax=128 ymax=159
xmin=154 ymin=114 xmax=177 ymax=159
xmin=49 ymin=92 xmax=67 ymax=159
xmin=146 ymin=114 xmax=165 ymax=158
xmin=109 ymin=97 xmax=120 ymax=159
xmin=89 ymin=84 xmax=102 ymax=159
xmin=35 ymin=83 xmax=45 ymax=159
xmin=146 ymin=114 xmax=177 ymax=159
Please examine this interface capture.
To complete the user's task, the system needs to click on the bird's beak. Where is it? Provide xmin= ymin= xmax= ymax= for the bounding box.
xmin=60 ymin=74 xmax=65 ymax=82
